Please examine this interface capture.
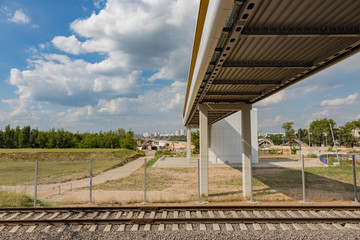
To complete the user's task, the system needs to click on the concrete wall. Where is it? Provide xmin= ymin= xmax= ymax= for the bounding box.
xmin=209 ymin=109 xmax=258 ymax=164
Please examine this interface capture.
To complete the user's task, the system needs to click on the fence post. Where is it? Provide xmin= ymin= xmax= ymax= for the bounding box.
xmin=142 ymin=158 xmax=148 ymax=204
xmin=300 ymin=155 xmax=309 ymax=203
xmin=353 ymin=155 xmax=358 ymax=203
xmin=34 ymin=160 xmax=38 ymax=207
xmin=89 ymin=159 xmax=93 ymax=204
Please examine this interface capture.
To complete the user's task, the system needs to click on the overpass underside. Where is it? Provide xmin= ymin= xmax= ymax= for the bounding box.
xmin=183 ymin=0 xmax=360 ymax=197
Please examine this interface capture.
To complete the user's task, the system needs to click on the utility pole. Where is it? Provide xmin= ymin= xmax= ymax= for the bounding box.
xmin=329 ymin=123 xmax=340 ymax=164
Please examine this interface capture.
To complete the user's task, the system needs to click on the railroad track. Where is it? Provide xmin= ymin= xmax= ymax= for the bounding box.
xmin=0 ymin=206 xmax=360 ymax=233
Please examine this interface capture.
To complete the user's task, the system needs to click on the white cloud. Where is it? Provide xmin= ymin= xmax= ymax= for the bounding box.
xmin=259 ymin=116 xmax=282 ymax=128
xmin=311 ymin=109 xmax=329 ymax=119
xmin=1 ymin=0 xmax=199 ymax=132
xmin=8 ymin=9 xmax=30 ymax=24
xmin=256 ymin=91 xmax=285 ymax=107
xmin=320 ymin=93 xmax=358 ymax=107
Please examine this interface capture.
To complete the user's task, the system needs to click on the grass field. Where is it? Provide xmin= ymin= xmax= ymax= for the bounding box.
xmin=0 ymin=149 xmax=144 ymax=185
xmin=0 ymin=189 xmax=49 ymax=207
xmin=95 ymin=157 xmax=360 ymax=203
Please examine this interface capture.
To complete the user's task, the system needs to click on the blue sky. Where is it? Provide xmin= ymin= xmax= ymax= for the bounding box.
xmin=0 ymin=0 xmax=359 ymax=134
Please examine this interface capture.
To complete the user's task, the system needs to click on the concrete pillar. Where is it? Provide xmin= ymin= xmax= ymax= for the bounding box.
xmin=199 ymin=104 xmax=209 ymax=195
xmin=186 ymin=127 xmax=191 ymax=162
xmin=241 ymin=107 xmax=252 ymax=198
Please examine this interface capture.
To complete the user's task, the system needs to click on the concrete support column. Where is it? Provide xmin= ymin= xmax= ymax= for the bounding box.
xmin=186 ymin=127 xmax=191 ymax=162
xmin=199 ymin=104 xmax=209 ymax=195
xmin=241 ymin=107 xmax=252 ymax=198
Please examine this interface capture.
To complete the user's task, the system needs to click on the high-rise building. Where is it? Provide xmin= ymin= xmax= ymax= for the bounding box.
xmin=180 ymin=129 xmax=185 ymax=136
xmin=175 ymin=130 xmax=180 ymax=136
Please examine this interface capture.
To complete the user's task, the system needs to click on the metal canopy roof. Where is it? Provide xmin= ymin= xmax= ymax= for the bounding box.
xmin=183 ymin=0 xmax=360 ymax=127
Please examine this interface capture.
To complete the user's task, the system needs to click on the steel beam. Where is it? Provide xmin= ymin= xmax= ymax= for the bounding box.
xmin=207 ymin=103 xmax=252 ymax=111
xmin=211 ymin=80 xmax=281 ymax=85
xmin=222 ymin=61 xmax=311 ymax=68
xmin=242 ymin=27 xmax=360 ymax=38
xmin=207 ymin=91 xmax=261 ymax=95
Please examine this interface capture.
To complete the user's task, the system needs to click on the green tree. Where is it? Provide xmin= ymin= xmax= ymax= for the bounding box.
xmin=120 ymin=131 xmax=137 ymax=150
xmin=267 ymin=134 xmax=284 ymax=145
xmin=309 ymin=118 xmax=336 ymax=146
xmin=19 ymin=125 xmax=31 ymax=148
xmin=338 ymin=119 xmax=360 ymax=147
xmin=282 ymin=122 xmax=296 ymax=149
xmin=191 ymin=130 xmax=199 ymax=154
xmin=3 ymin=124 xmax=14 ymax=148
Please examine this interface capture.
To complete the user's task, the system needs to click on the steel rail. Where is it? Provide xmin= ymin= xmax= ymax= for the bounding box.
xmin=1 ymin=217 xmax=360 ymax=225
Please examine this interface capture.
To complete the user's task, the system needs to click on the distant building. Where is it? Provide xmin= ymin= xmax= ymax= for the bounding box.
xmin=154 ymin=132 xmax=158 ymax=137
xmin=143 ymin=132 xmax=150 ymax=138
xmin=352 ymin=128 xmax=360 ymax=139
xmin=180 ymin=129 xmax=185 ymax=136
xmin=175 ymin=130 xmax=180 ymax=136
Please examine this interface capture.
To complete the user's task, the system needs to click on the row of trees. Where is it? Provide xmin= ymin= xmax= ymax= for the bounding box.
xmin=0 ymin=125 xmax=137 ymax=149
xmin=270 ymin=118 xmax=360 ymax=148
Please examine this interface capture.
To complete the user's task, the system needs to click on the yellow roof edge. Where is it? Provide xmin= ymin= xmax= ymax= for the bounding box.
xmin=183 ymin=0 xmax=209 ymax=119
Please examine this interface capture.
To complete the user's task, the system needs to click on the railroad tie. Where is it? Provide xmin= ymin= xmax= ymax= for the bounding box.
xmin=345 ymin=211 xmax=358 ymax=217
xmin=158 ymin=224 xmax=165 ymax=231
xmin=264 ymin=211 xmax=274 ymax=218
xmin=185 ymin=211 xmax=191 ymax=218
xmin=74 ymin=212 xmax=84 ymax=219
xmin=101 ymin=211 xmax=111 ymax=219
xmin=90 ymin=212 xmax=99 ymax=219
xmin=0 ymin=213 xmax=6 ymax=219
xmin=219 ymin=211 xmax=226 ymax=218
xmin=208 ymin=211 xmax=215 ymax=218
xmin=213 ymin=224 xmax=220 ymax=231
xmin=138 ymin=211 xmax=145 ymax=218
xmin=239 ymin=223 xmax=248 ymax=231
xmin=298 ymin=210 xmax=310 ymax=218
xmin=321 ymin=211 xmax=332 ymax=217
xmin=292 ymin=223 xmax=303 ymax=231
xmin=200 ymin=224 xmax=206 ymax=231
xmin=114 ymin=211 xmax=122 ymax=219
xmin=310 ymin=211 xmax=321 ymax=217
xmin=253 ymin=223 xmax=262 ymax=231
xmin=231 ymin=211 xmax=238 ymax=218
xmin=48 ymin=212 xmax=60 ymax=220
xmin=162 ymin=211 xmax=167 ymax=218
xmin=130 ymin=224 xmax=139 ymax=231
xmin=149 ymin=211 xmax=156 ymax=218
xmin=345 ymin=223 xmax=360 ymax=230
xmin=117 ymin=225 xmax=125 ymax=232
xmin=173 ymin=211 xmax=179 ymax=218
xmin=9 ymin=225 xmax=20 ymax=233
xmin=253 ymin=211 xmax=262 ymax=218
xmin=280 ymin=223 xmax=290 ymax=230
xmin=104 ymin=225 xmax=112 ymax=232
xmin=74 ymin=225 xmax=82 ymax=232
xmin=196 ymin=211 xmax=202 ymax=218
xmin=186 ymin=224 xmax=193 ymax=231
xmin=34 ymin=212 xmax=46 ymax=220
xmin=320 ymin=224 xmax=332 ymax=230
xmin=287 ymin=210 xmax=298 ymax=218
xmin=57 ymin=225 xmax=66 ymax=233
xmin=172 ymin=224 xmax=179 ymax=231
xmin=144 ymin=224 xmax=151 ymax=231
xmin=225 ymin=223 xmax=233 ymax=231
xmin=21 ymin=212 xmax=34 ymax=220
xmin=266 ymin=223 xmax=276 ymax=231
xmin=62 ymin=212 xmax=72 ymax=220
xmin=0 ymin=226 xmax=5 ymax=232
xmin=333 ymin=211 xmax=345 ymax=218
xmin=307 ymin=224 xmax=318 ymax=230
xmin=42 ymin=226 xmax=51 ymax=233
xmin=6 ymin=212 xmax=19 ymax=220
xmin=26 ymin=226 xmax=36 ymax=233
xmin=242 ymin=211 xmax=251 ymax=218
xmin=276 ymin=211 xmax=286 ymax=218
xmin=89 ymin=225 xmax=97 ymax=232
xmin=332 ymin=223 xmax=345 ymax=230
xmin=126 ymin=212 xmax=134 ymax=219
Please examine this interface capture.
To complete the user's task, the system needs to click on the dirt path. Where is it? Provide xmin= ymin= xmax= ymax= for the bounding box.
xmin=1 ymin=152 xmax=153 ymax=202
